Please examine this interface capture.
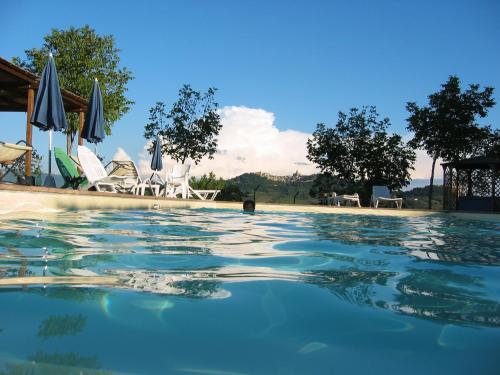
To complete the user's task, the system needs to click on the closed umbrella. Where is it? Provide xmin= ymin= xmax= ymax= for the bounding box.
xmin=150 ymin=135 xmax=163 ymax=172
xmin=31 ymin=52 xmax=68 ymax=187
xmin=81 ymin=78 xmax=105 ymax=154
xmin=149 ymin=136 xmax=163 ymax=197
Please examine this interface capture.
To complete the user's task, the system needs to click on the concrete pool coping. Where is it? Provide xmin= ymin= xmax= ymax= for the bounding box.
xmin=0 ymin=183 xmax=498 ymax=222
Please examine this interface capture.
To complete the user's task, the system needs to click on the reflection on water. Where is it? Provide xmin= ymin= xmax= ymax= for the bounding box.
xmin=1 ymin=351 xmax=112 ymax=375
xmin=37 ymin=315 xmax=87 ymax=340
xmin=0 ymin=208 xmax=499 ymax=374
xmin=1 ymin=209 xmax=499 ymax=326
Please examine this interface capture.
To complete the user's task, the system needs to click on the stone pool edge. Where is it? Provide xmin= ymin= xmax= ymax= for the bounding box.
xmin=0 ymin=183 xmax=498 ymax=222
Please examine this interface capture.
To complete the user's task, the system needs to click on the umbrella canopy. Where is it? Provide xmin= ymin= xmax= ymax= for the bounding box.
xmin=81 ymin=78 xmax=105 ymax=144
xmin=30 ymin=52 xmax=67 ymax=187
xmin=31 ymin=52 xmax=67 ymax=132
xmin=150 ymin=136 xmax=163 ymax=172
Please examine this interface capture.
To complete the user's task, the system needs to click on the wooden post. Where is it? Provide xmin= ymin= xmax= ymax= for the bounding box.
xmin=25 ymin=86 xmax=35 ymax=177
xmin=442 ymin=165 xmax=446 ymax=210
xmin=491 ymin=165 xmax=496 ymax=212
xmin=467 ymin=170 xmax=472 ymax=197
xmin=78 ymin=111 xmax=84 ymax=146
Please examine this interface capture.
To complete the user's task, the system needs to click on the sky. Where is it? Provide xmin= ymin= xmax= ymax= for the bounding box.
xmin=1 ymin=0 xmax=499 ymax=185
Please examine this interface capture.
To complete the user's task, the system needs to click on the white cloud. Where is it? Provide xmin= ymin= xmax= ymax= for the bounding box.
xmin=137 ymin=106 xmax=318 ymax=179
xmin=133 ymin=105 xmax=437 ymax=181
xmin=112 ymin=147 xmax=132 ymax=161
xmin=401 ymin=134 xmax=441 ymax=180
xmin=412 ymin=148 xmax=439 ymax=180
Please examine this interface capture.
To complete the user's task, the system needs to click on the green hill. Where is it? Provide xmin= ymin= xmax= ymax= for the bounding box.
xmin=223 ymin=172 xmax=443 ymax=209
xmin=402 ymin=185 xmax=443 ymax=209
xmin=228 ymin=172 xmax=317 ymax=204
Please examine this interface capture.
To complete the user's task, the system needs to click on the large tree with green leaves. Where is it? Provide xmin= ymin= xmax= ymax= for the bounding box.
xmin=406 ymin=75 xmax=495 ymax=209
xmin=307 ymin=106 xmax=415 ymax=203
xmin=144 ymin=85 xmax=222 ymax=164
xmin=309 ymin=173 xmax=364 ymax=203
xmin=14 ymin=25 xmax=134 ymax=153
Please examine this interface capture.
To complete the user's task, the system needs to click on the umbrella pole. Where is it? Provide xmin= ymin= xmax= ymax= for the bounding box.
xmin=43 ymin=130 xmax=56 ymax=187
xmin=48 ymin=130 xmax=52 ymax=175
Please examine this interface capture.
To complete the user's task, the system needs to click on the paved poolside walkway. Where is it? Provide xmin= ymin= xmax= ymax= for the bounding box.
xmin=0 ymin=183 xmax=498 ymax=221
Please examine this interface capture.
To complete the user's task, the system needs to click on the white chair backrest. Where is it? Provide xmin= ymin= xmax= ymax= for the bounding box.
xmin=77 ymin=145 xmax=108 ymax=183
xmin=171 ymin=164 xmax=190 ymax=179
xmin=166 ymin=164 xmax=191 ymax=185
xmin=373 ymin=185 xmax=391 ymax=198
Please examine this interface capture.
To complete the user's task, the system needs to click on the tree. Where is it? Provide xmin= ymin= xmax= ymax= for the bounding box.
xmin=307 ymin=106 xmax=415 ymax=203
xmin=218 ymin=183 xmax=245 ymax=202
xmin=476 ymin=128 xmax=500 ymax=158
xmin=9 ymin=148 xmax=43 ymax=184
xmin=189 ymin=171 xmax=225 ymax=190
xmin=309 ymin=173 xmax=365 ymax=204
xmin=14 ymin=25 xmax=134 ymax=153
xmin=144 ymin=85 xmax=222 ymax=164
xmin=406 ymin=76 xmax=495 ymax=209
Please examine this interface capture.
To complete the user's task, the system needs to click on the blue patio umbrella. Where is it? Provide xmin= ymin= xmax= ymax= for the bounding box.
xmin=81 ymin=78 xmax=105 ymax=153
xmin=31 ymin=52 xmax=68 ymax=187
xmin=150 ymin=136 xmax=163 ymax=172
xmin=148 ymin=136 xmax=163 ymax=197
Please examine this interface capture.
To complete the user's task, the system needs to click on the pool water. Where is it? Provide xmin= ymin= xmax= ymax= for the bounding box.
xmin=0 ymin=208 xmax=499 ymax=374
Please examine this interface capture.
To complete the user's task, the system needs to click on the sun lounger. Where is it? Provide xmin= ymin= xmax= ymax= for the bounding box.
xmin=332 ymin=192 xmax=361 ymax=207
xmin=371 ymin=185 xmax=403 ymax=209
xmin=0 ymin=140 xmax=32 ymax=183
xmin=54 ymin=147 xmax=87 ymax=189
xmin=77 ymin=145 xmax=128 ymax=193
xmin=105 ymin=160 xmax=143 ymax=195
xmin=188 ymin=187 xmax=220 ymax=201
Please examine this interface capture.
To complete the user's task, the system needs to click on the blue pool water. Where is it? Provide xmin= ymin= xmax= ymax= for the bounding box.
xmin=0 ymin=208 xmax=499 ymax=374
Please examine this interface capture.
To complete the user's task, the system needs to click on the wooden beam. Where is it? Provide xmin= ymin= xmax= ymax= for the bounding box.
xmin=25 ymin=86 xmax=34 ymax=177
xmin=78 ymin=111 xmax=84 ymax=146
xmin=0 ymin=57 xmax=88 ymax=111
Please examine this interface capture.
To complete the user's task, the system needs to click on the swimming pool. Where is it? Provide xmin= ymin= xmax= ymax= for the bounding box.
xmin=0 ymin=208 xmax=499 ymax=374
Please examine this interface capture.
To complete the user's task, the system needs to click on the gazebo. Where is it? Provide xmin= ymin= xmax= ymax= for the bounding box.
xmin=442 ymin=156 xmax=500 ymax=212
xmin=0 ymin=56 xmax=88 ymax=178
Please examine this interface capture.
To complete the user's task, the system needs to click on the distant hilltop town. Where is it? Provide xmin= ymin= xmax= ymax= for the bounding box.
xmin=254 ymin=170 xmax=312 ymax=183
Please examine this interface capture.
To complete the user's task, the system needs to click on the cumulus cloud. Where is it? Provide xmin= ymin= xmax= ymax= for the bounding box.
xmin=134 ymin=105 xmax=435 ymax=181
xmin=112 ymin=147 xmax=132 ymax=161
xmin=401 ymin=134 xmax=440 ymax=180
xmin=137 ymin=106 xmax=318 ymax=179
xmin=412 ymin=149 xmax=438 ymax=179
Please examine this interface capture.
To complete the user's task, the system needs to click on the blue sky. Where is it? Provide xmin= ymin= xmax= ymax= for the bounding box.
xmin=1 ymin=0 xmax=499 ymax=181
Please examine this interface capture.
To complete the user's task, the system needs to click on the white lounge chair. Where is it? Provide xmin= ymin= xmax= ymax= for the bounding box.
xmin=77 ymin=145 xmax=128 ymax=193
xmin=371 ymin=185 xmax=403 ymax=209
xmin=160 ymin=164 xmax=220 ymax=200
xmin=106 ymin=159 xmax=150 ymax=195
xmin=189 ymin=187 xmax=220 ymax=201
xmin=0 ymin=141 xmax=32 ymax=183
xmin=332 ymin=192 xmax=361 ymax=207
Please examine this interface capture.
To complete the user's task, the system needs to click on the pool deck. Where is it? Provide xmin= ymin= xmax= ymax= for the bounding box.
xmin=0 ymin=183 xmax=498 ymax=221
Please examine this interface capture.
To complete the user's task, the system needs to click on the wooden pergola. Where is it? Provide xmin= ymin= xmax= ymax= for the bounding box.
xmin=442 ymin=156 xmax=500 ymax=212
xmin=0 ymin=56 xmax=88 ymax=177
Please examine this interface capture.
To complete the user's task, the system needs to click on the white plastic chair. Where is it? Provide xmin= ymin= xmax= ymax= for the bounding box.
xmin=163 ymin=164 xmax=191 ymax=199
xmin=77 ymin=146 xmax=128 ymax=192
xmin=371 ymin=186 xmax=403 ymax=209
